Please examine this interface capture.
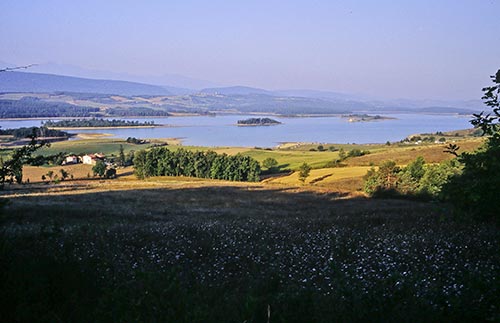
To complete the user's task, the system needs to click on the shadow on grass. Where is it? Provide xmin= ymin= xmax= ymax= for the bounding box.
xmin=1 ymin=182 xmax=498 ymax=322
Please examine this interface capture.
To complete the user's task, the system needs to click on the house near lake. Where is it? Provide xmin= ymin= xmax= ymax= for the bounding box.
xmin=62 ymin=155 xmax=79 ymax=165
xmin=82 ymin=153 xmax=105 ymax=165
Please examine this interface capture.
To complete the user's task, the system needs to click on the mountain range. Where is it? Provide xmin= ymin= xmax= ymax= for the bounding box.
xmin=0 ymin=67 xmax=485 ymax=114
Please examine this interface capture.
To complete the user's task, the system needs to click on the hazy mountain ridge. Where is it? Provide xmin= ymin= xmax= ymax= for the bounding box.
xmin=0 ymin=71 xmax=482 ymax=116
xmin=0 ymin=71 xmax=172 ymax=96
xmin=200 ymin=86 xmax=273 ymax=96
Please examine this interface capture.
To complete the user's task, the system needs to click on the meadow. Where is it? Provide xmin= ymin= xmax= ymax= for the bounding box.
xmin=1 ymin=136 xmax=497 ymax=322
xmin=1 ymin=176 xmax=498 ymax=322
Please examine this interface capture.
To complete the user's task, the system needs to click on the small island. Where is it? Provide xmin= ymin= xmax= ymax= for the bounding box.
xmin=42 ymin=118 xmax=163 ymax=129
xmin=341 ymin=114 xmax=396 ymax=122
xmin=237 ymin=117 xmax=281 ymax=126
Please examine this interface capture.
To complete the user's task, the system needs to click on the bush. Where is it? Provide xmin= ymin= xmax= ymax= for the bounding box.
xmin=347 ymin=149 xmax=369 ymax=158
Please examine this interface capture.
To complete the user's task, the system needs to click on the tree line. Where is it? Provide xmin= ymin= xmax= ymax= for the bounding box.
xmin=0 ymin=126 xmax=70 ymax=139
xmin=133 ymin=147 xmax=260 ymax=182
xmin=363 ymin=157 xmax=460 ymax=199
xmin=106 ymin=107 xmax=169 ymax=117
xmin=43 ymin=118 xmax=156 ymax=128
xmin=0 ymin=98 xmax=100 ymax=118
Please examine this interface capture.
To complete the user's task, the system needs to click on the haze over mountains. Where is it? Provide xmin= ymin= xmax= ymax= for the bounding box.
xmin=0 ymin=65 xmax=484 ymax=115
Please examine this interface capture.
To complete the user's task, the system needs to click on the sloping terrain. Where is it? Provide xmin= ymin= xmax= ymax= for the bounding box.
xmin=1 ymin=178 xmax=498 ymax=322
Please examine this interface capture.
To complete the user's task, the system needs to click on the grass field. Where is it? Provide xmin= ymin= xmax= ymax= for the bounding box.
xmin=1 ymin=135 xmax=497 ymax=322
xmin=264 ymin=166 xmax=372 ymax=192
xmin=1 ymin=177 xmax=498 ymax=322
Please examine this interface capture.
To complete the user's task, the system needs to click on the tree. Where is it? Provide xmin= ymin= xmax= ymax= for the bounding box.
xmin=442 ymin=69 xmax=500 ymax=221
xmin=262 ymin=157 xmax=278 ymax=171
xmin=105 ymin=168 xmax=117 ymax=179
xmin=59 ymin=169 xmax=69 ymax=181
xmin=118 ymin=144 xmax=126 ymax=167
xmin=0 ymin=134 xmax=47 ymax=188
xmin=338 ymin=148 xmax=346 ymax=161
xmin=363 ymin=160 xmax=400 ymax=196
xmin=470 ymin=69 xmax=500 ymax=135
xmin=92 ymin=160 xmax=107 ymax=177
xmin=298 ymin=162 xmax=311 ymax=183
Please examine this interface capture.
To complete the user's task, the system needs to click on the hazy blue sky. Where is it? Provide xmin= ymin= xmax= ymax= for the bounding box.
xmin=1 ymin=0 xmax=499 ymax=99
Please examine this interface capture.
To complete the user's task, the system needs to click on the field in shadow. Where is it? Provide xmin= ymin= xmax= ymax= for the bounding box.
xmin=1 ymin=183 xmax=499 ymax=322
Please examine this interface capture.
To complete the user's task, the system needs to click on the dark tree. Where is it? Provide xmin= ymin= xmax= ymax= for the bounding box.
xmin=442 ymin=69 xmax=500 ymax=221
xmin=0 ymin=133 xmax=47 ymax=188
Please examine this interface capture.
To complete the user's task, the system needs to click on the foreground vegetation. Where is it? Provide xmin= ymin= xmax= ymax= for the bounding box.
xmin=1 ymin=178 xmax=498 ymax=322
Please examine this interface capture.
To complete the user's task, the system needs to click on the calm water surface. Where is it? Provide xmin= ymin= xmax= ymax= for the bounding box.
xmin=0 ymin=114 xmax=472 ymax=147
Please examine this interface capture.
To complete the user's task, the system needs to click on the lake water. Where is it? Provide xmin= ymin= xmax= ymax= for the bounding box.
xmin=0 ymin=114 xmax=472 ymax=147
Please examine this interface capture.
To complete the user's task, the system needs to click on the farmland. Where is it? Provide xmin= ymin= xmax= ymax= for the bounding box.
xmin=1 ymin=135 xmax=498 ymax=322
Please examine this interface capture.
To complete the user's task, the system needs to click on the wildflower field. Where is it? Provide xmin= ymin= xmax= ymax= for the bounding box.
xmin=1 ymin=178 xmax=498 ymax=322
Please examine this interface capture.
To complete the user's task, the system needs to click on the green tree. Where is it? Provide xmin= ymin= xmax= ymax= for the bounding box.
xmin=419 ymin=160 xmax=460 ymax=197
xmin=118 ymin=144 xmax=126 ymax=166
xmin=92 ymin=160 xmax=107 ymax=177
xmin=338 ymin=148 xmax=346 ymax=160
xmin=298 ymin=162 xmax=311 ymax=183
xmin=363 ymin=160 xmax=400 ymax=196
xmin=0 ymin=134 xmax=46 ymax=188
xmin=133 ymin=150 xmax=147 ymax=179
xmin=442 ymin=69 xmax=500 ymax=221
xmin=262 ymin=157 xmax=278 ymax=171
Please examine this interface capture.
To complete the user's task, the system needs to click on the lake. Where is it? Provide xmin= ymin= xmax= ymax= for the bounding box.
xmin=0 ymin=114 xmax=472 ymax=147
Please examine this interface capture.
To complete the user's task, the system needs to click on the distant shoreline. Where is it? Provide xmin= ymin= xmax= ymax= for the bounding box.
xmin=47 ymin=125 xmax=167 ymax=130
xmin=0 ymin=111 xmax=473 ymax=122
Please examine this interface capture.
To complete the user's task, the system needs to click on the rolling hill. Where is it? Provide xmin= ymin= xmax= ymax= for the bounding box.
xmin=0 ymin=71 xmax=172 ymax=96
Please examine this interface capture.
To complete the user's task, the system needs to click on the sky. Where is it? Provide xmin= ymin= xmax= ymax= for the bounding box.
xmin=1 ymin=0 xmax=499 ymax=100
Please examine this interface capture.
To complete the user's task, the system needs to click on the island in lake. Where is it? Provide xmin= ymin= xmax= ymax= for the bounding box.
xmin=43 ymin=118 xmax=163 ymax=129
xmin=237 ymin=117 xmax=282 ymax=126
xmin=342 ymin=114 xmax=396 ymax=122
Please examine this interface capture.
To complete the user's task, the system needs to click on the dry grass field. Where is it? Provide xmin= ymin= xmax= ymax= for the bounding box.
xmin=345 ymin=139 xmax=483 ymax=166
xmin=1 ymin=175 xmax=498 ymax=322
xmin=1 ymin=135 xmax=497 ymax=322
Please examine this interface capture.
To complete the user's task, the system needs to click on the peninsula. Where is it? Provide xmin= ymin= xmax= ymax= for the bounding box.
xmin=42 ymin=118 xmax=163 ymax=129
